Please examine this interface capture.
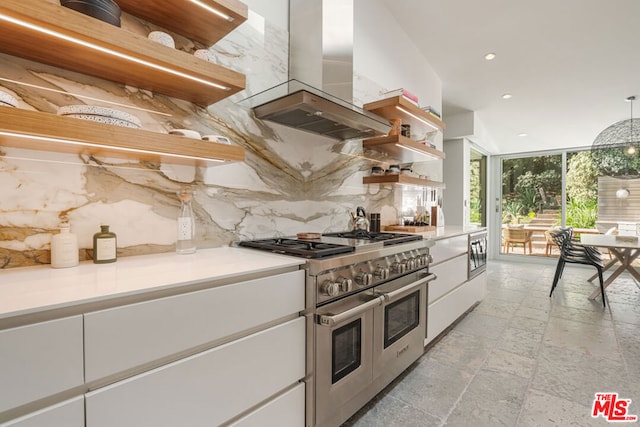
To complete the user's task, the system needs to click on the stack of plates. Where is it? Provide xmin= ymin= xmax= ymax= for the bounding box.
xmin=0 ymin=90 xmax=19 ymax=108
xmin=57 ymin=105 xmax=142 ymax=129
xmin=60 ymin=0 xmax=122 ymax=27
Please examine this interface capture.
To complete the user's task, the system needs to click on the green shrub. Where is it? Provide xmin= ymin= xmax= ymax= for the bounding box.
xmin=566 ymin=198 xmax=597 ymax=228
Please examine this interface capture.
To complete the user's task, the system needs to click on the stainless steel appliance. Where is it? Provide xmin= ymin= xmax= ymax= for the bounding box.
xmin=238 ymin=231 xmax=436 ymax=427
xmin=468 ymin=230 xmax=487 ymax=278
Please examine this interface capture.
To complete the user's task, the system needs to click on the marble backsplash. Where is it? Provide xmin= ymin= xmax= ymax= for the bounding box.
xmin=0 ymin=9 xmax=430 ymax=269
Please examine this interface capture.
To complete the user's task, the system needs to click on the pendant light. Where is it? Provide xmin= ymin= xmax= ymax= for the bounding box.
xmin=591 ymin=96 xmax=640 ymax=177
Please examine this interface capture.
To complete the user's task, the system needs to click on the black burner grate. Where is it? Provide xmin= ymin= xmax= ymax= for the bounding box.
xmin=238 ymin=238 xmax=354 ymax=258
xmin=322 ymin=231 xmax=422 ymax=245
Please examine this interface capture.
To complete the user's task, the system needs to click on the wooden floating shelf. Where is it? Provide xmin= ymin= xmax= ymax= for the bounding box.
xmin=0 ymin=0 xmax=245 ymax=106
xmin=363 ymin=174 xmax=445 ymax=188
xmin=363 ymin=96 xmax=445 ymax=134
xmin=0 ymin=107 xmax=245 ymax=166
xmin=117 ymin=0 xmax=248 ymax=46
xmin=362 ymin=134 xmax=445 ymax=163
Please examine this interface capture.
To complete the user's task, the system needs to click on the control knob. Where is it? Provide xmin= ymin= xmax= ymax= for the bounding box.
xmin=374 ymin=266 xmax=390 ymax=280
xmin=320 ymin=280 xmax=339 ymax=297
xmin=337 ymin=277 xmax=353 ymax=292
xmin=391 ymin=261 xmax=406 ymax=274
xmin=407 ymin=257 xmax=416 ymax=270
xmin=355 ymin=271 xmax=373 ymax=286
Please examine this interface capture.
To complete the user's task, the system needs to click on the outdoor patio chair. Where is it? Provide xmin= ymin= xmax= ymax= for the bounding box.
xmin=502 ymin=226 xmax=533 ymax=254
xmin=548 ymin=227 xmax=606 ymax=308
xmin=544 ymin=228 xmax=559 ymax=256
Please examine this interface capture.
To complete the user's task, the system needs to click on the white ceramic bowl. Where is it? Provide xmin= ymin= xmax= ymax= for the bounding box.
xmin=148 ymin=31 xmax=175 ymax=48
xmin=64 ymin=114 xmax=140 ymax=128
xmin=169 ymin=129 xmax=201 ymax=139
xmin=58 ymin=105 xmax=142 ymax=127
xmin=202 ymin=134 xmax=231 ymax=144
xmin=0 ymin=90 xmax=18 ymax=107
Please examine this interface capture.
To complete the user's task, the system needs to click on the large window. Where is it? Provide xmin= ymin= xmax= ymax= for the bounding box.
xmin=498 ymin=149 xmax=598 ymax=257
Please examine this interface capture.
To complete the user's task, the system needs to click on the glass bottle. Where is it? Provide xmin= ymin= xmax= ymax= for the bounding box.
xmin=176 ymin=188 xmax=196 ymax=254
xmin=93 ymin=224 xmax=117 ymax=263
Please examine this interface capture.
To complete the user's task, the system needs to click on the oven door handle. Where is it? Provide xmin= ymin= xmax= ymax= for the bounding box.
xmin=381 ymin=272 xmax=437 ymax=301
xmin=318 ymin=295 xmax=385 ymax=327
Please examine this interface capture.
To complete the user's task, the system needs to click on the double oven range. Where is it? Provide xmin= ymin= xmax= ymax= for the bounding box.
xmin=239 ymin=231 xmax=437 ymax=427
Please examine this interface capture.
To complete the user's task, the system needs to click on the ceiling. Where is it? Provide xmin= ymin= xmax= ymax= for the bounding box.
xmin=383 ymin=0 xmax=640 ymax=155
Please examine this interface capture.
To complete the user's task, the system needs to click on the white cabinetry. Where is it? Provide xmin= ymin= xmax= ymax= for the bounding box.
xmin=0 ymin=316 xmax=84 ymax=413
xmin=428 ymin=254 xmax=468 ymax=303
xmin=426 ymin=234 xmax=486 ymax=345
xmin=230 ymin=383 xmax=305 ymax=427
xmin=0 ymin=397 xmax=84 ymax=427
xmin=1 ymin=264 xmax=306 ymax=427
xmin=84 ymin=270 xmax=305 ymax=381
xmin=85 ymin=318 xmax=305 ymax=427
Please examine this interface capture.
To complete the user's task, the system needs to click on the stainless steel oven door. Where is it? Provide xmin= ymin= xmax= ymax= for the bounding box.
xmin=315 ymin=291 xmax=383 ymax=427
xmin=373 ymin=270 xmax=435 ymax=383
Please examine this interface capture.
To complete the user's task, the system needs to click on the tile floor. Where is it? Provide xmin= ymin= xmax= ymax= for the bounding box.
xmin=343 ymin=259 xmax=640 ymax=426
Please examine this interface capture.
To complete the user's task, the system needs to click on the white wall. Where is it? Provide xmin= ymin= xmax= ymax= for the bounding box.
xmin=243 ymin=0 xmax=289 ymax=29
xmin=353 ymin=0 xmax=441 ymax=108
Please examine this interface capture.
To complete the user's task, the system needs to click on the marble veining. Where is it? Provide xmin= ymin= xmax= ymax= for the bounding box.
xmin=0 ymin=9 xmax=430 ymax=269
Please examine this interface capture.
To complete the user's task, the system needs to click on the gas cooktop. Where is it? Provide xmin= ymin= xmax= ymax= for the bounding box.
xmin=238 ymin=238 xmax=354 ymax=258
xmin=238 ymin=232 xmax=422 ymax=259
xmin=322 ymin=230 xmax=422 ymax=245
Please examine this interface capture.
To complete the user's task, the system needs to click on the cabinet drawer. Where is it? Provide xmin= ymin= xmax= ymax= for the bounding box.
xmin=1 ymin=396 xmax=84 ymax=427
xmin=427 ymin=279 xmax=481 ymax=343
xmin=84 ymin=270 xmax=304 ymax=381
xmin=230 ymin=383 xmax=305 ymax=427
xmin=428 ymin=254 xmax=468 ymax=303
xmin=431 ymin=235 xmax=468 ymax=265
xmin=85 ymin=317 xmax=306 ymax=427
xmin=0 ymin=316 xmax=83 ymax=413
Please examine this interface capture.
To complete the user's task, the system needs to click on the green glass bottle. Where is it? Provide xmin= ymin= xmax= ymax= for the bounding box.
xmin=93 ymin=224 xmax=117 ymax=264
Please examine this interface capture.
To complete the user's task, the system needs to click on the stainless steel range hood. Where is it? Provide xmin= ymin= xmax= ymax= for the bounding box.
xmin=240 ymin=0 xmax=390 ymax=140
xmin=242 ymin=80 xmax=390 ymax=140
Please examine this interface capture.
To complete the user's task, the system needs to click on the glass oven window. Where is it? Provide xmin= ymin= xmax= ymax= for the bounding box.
xmin=332 ymin=319 xmax=362 ymax=384
xmin=384 ymin=291 xmax=420 ymax=348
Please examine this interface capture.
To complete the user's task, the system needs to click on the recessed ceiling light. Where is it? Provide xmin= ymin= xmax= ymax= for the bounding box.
xmin=518 ymin=133 xmax=528 ymax=137
xmin=502 ymin=93 xmax=513 ymax=99
xmin=484 ymin=53 xmax=496 ymax=60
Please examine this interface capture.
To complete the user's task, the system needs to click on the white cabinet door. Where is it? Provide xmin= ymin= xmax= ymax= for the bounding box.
xmin=427 ymin=279 xmax=481 ymax=343
xmin=84 ymin=270 xmax=304 ymax=381
xmin=0 ymin=316 xmax=83 ymax=413
xmin=431 ymin=235 xmax=468 ymax=265
xmin=428 ymin=254 xmax=468 ymax=303
xmin=230 ymin=383 xmax=305 ymax=427
xmin=1 ymin=396 xmax=84 ymax=427
xmin=85 ymin=317 xmax=306 ymax=427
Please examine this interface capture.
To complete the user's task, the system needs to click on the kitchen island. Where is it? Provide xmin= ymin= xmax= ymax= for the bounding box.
xmin=0 ymin=248 xmax=306 ymax=427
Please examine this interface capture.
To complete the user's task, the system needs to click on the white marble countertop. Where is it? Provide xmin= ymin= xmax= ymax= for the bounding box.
xmin=0 ymin=247 xmax=305 ymax=321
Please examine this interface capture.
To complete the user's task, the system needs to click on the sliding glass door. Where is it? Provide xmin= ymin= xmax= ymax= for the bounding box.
xmin=497 ymin=148 xmax=598 ymax=258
